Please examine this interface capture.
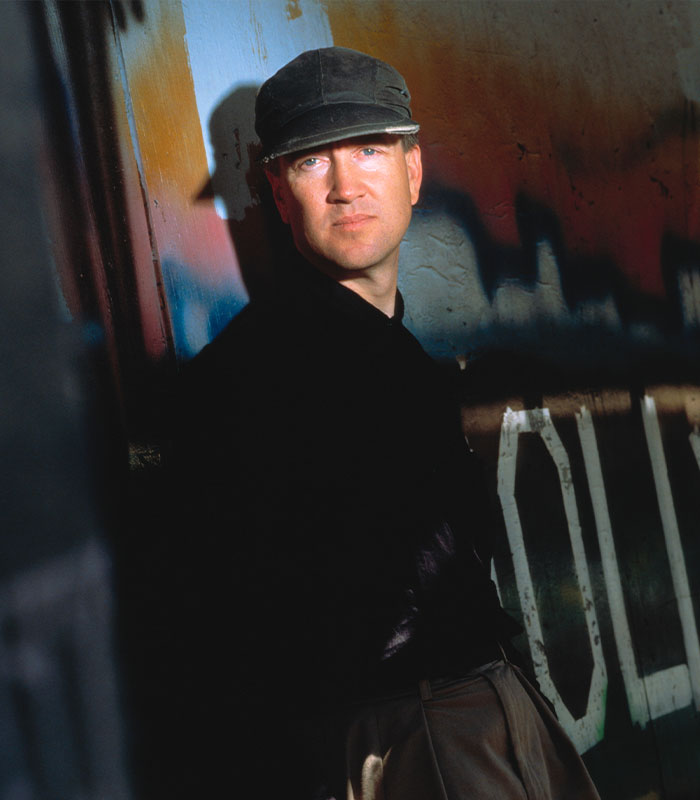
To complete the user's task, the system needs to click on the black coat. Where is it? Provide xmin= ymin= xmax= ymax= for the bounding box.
xmin=170 ymin=258 xmax=518 ymax=791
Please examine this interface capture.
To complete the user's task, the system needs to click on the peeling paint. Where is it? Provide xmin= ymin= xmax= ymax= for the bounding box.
xmin=285 ymin=0 xmax=303 ymax=21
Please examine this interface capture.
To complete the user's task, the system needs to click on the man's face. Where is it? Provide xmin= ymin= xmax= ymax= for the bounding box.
xmin=266 ymin=134 xmax=422 ymax=278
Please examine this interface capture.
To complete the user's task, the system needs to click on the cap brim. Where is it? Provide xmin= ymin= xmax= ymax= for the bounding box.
xmin=258 ymin=102 xmax=419 ymax=162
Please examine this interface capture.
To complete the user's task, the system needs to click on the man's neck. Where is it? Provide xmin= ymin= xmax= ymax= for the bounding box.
xmin=301 ymin=253 xmax=400 ymax=317
xmin=337 ymin=270 xmax=398 ymax=317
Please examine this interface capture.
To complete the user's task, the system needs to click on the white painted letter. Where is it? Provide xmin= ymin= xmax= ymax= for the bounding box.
xmin=498 ymin=407 xmax=607 ymax=753
xmin=577 ymin=405 xmax=692 ymax=724
xmin=642 ymin=396 xmax=700 ymax=711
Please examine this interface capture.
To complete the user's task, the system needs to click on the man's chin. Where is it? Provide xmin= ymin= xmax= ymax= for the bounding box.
xmin=309 ymin=247 xmax=398 ymax=277
xmin=304 ymin=251 xmax=376 ymax=277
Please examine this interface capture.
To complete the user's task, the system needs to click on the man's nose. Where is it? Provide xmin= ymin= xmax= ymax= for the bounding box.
xmin=327 ymin=158 xmax=365 ymax=203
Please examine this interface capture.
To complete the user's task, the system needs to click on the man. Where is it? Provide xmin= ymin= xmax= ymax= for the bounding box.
xmin=176 ymin=47 xmax=600 ymax=799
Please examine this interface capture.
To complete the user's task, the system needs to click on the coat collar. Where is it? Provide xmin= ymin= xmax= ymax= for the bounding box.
xmin=280 ymin=254 xmax=405 ymax=338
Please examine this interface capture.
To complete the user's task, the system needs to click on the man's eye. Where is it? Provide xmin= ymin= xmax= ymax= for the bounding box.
xmin=300 ymin=157 xmax=320 ymax=168
xmin=360 ymin=148 xmax=378 ymax=156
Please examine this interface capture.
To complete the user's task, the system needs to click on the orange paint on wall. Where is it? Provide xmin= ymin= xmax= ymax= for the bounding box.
xmin=327 ymin=0 xmax=700 ymax=298
xmin=117 ymin=0 xmax=239 ymax=284
xmin=109 ymin=38 xmax=171 ymax=360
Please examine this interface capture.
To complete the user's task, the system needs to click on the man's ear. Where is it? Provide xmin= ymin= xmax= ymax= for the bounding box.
xmin=405 ymin=145 xmax=423 ymax=206
xmin=264 ymin=166 xmax=290 ymax=224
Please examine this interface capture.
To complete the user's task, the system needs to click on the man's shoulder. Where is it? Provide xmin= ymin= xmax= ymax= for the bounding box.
xmin=179 ymin=292 xmax=325 ymax=398
xmin=189 ymin=298 xmax=286 ymax=369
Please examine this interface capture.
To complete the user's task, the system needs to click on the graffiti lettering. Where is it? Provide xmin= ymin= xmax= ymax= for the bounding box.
xmin=640 ymin=397 xmax=700 ymax=710
xmin=576 ymin=406 xmax=691 ymax=727
xmin=493 ymin=398 xmax=700 ymax=752
xmin=497 ymin=407 xmax=607 ymax=753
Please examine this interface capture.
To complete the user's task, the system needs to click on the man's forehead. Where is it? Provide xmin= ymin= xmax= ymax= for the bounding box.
xmin=281 ymin=134 xmax=404 ymax=163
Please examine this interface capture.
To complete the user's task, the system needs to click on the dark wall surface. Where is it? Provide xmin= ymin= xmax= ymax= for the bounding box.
xmin=0 ymin=2 xmax=131 ymax=798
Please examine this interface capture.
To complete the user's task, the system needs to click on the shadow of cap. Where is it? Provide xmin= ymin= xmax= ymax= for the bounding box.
xmin=195 ymin=84 xmax=262 ymax=219
xmin=194 ymin=82 xmax=293 ymax=301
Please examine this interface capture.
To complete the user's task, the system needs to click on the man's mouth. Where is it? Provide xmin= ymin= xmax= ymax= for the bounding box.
xmin=333 ymin=214 xmax=374 ymax=230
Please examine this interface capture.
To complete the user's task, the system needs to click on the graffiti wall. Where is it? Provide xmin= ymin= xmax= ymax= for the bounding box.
xmin=37 ymin=0 xmax=700 ymax=798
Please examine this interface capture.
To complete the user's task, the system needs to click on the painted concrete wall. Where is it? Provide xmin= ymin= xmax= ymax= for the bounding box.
xmin=38 ymin=1 xmax=700 ymax=798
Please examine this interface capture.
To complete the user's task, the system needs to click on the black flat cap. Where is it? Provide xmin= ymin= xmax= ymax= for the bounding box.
xmin=255 ymin=46 xmax=420 ymax=162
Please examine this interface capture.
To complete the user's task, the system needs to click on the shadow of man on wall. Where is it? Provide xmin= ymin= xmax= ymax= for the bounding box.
xmin=197 ymin=83 xmax=295 ymax=304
